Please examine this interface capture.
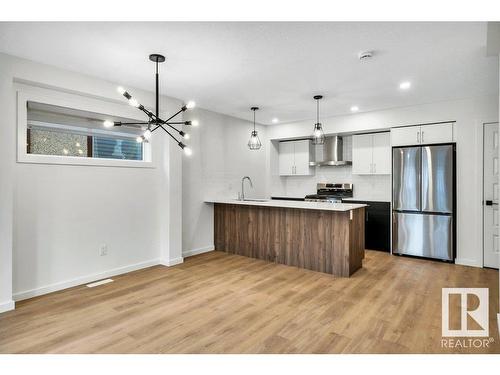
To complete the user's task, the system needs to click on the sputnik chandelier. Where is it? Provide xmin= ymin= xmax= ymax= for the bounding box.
xmin=103 ymin=53 xmax=197 ymax=156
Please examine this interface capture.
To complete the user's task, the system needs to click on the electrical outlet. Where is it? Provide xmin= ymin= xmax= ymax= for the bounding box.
xmin=99 ymin=244 xmax=108 ymax=256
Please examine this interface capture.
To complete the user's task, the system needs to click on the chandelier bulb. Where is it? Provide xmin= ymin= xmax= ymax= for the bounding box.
xmin=143 ymin=129 xmax=152 ymax=140
xmin=128 ymin=98 xmax=139 ymax=108
xmin=191 ymin=119 xmax=199 ymax=127
xmin=103 ymin=120 xmax=114 ymax=128
xmin=117 ymin=86 xmax=126 ymax=95
xmin=136 ymin=136 xmax=144 ymax=143
xmin=186 ymin=101 xmax=196 ymax=110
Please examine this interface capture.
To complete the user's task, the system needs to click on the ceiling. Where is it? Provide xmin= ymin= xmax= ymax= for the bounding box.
xmin=0 ymin=22 xmax=497 ymax=125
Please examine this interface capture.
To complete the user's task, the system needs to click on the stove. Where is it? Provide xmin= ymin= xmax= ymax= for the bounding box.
xmin=304 ymin=183 xmax=353 ymax=203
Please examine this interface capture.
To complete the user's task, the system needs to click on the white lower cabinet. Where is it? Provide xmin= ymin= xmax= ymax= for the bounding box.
xmin=278 ymin=140 xmax=314 ymax=176
xmin=352 ymin=132 xmax=391 ymax=175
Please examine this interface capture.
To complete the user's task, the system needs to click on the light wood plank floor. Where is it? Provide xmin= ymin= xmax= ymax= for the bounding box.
xmin=0 ymin=250 xmax=498 ymax=353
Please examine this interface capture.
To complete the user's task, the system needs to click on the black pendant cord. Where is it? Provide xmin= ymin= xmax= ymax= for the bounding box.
xmin=316 ymin=99 xmax=319 ymax=124
xmin=253 ymin=110 xmax=256 ymax=132
xmin=155 ymin=60 xmax=159 ymax=123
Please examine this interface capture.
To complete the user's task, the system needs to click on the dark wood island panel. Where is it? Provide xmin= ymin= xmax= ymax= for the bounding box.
xmin=214 ymin=203 xmax=365 ymax=277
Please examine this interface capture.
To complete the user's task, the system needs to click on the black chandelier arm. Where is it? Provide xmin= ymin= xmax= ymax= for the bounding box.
xmin=165 ymin=121 xmax=194 ymax=126
xmin=158 ymin=124 xmax=185 ymax=148
xmin=114 ymin=121 xmax=150 ymax=126
xmin=151 ymin=124 xmax=162 ymax=133
xmin=162 ymin=107 xmax=186 ymax=124
xmin=139 ymin=106 xmax=155 ymax=120
xmin=162 ymin=122 xmax=184 ymax=135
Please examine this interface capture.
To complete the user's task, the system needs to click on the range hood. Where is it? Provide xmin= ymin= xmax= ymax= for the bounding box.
xmin=309 ymin=135 xmax=352 ymax=166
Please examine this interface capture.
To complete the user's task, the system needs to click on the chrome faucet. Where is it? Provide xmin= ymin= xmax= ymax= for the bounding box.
xmin=240 ymin=176 xmax=253 ymax=200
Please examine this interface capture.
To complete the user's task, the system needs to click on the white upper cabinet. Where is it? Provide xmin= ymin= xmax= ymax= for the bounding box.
xmin=352 ymin=134 xmax=373 ymax=175
xmin=278 ymin=141 xmax=295 ymax=176
xmin=372 ymin=132 xmax=391 ymax=174
xmin=352 ymin=132 xmax=391 ymax=175
xmin=293 ymin=140 xmax=313 ymax=175
xmin=419 ymin=123 xmax=454 ymax=145
xmin=278 ymin=140 xmax=314 ymax=176
xmin=391 ymin=123 xmax=454 ymax=146
xmin=390 ymin=126 xmax=421 ymax=146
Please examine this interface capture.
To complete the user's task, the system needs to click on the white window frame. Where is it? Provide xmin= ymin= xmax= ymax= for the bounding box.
xmin=17 ymin=88 xmax=154 ymax=168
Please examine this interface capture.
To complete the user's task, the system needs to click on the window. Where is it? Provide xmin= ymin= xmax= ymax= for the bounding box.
xmin=26 ymin=101 xmax=145 ymax=162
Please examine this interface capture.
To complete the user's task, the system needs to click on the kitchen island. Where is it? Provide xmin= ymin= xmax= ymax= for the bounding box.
xmin=206 ymin=199 xmax=366 ymax=277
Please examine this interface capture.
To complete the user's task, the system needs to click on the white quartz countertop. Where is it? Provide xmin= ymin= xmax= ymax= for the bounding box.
xmin=341 ymin=198 xmax=390 ymax=203
xmin=205 ymin=199 xmax=367 ymax=212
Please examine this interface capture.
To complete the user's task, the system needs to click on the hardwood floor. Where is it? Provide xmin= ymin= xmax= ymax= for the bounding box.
xmin=0 ymin=250 xmax=498 ymax=353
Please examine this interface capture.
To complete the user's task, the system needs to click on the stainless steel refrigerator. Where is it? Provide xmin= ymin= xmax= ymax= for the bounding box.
xmin=392 ymin=144 xmax=455 ymax=261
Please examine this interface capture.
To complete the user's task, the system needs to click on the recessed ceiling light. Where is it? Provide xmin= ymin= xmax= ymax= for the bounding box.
xmin=399 ymin=81 xmax=411 ymax=90
xmin=272 ymin=118 xmax=279 ymax=124
xmin=350 ymin=106 xmax=359 ymax=112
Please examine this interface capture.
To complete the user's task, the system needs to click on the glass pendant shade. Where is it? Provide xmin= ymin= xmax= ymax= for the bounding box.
xmin=248 ymin=107 xmax=262 ymax=150
xmin=311 ymin=95 xmax=325 ymax=145
xmin=248 ymin=130 xmax=262 ymax=150
xmin=312 ymin=123 xmax=325 ymax=145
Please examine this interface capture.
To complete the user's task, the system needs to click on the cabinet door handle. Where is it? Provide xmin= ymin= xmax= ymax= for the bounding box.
xmin=421 ymin=130 xmax=424 ymax=143
xmin=417 ymin=131 xmax=420 ymax=143
xmin=373 ymin=163 xmax=376 ymax=173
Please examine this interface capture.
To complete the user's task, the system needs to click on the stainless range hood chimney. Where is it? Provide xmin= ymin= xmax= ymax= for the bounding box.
xmin=310 ymin=135 xmax=352 ymax=166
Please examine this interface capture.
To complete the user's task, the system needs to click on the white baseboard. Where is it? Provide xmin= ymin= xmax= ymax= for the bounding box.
xmin=455 ymin=258 xmax=482 ymax=268
xmin=13 ymin=258 xmax=160 ymax=301
xmin=160 ymin=257 xmax=184 ymax=267
xmin=183 ymin=245 xmax=215 ymax=258
xmin=0 ymin=300 xmax=15 ymax=313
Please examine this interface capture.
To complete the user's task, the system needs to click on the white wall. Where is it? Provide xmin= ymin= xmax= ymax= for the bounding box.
xmin=266 ymin=95 xmax=499 ymax=267
xmin=0 ymin=53 xmax=183 ymax=308
xmin=182 ymin=108 xmax=267 ymax=257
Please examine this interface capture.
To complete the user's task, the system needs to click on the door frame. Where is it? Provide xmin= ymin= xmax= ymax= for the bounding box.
xmin=477 ymin=121 xmax=499 ymax=268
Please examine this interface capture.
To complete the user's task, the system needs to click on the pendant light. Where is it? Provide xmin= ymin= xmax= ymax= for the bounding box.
xmin=248 ymin=107 xmax=262 ymax=150
xmin=312 ymin=95 xmax=325 ymax=145
xmin=104 ymin=54 xmax=196 ymax=156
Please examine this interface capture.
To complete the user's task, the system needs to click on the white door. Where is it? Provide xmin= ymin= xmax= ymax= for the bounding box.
xmin=352 ymin=134 xmax=373 ymax=174
xmin=278 ymin=141 xmax=295 ymax=176
xmin=483 ymin=122 xmax=499 ymax=268
xmin=420 ymin=123 xmax=453 ymax=145
xmin=391 ymin=126 xmax=421 ymax=146
xmin=293 ymin=140 xmax=313 ymax=175
xmin=372 ymin=132 xmax=391 ymax=174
